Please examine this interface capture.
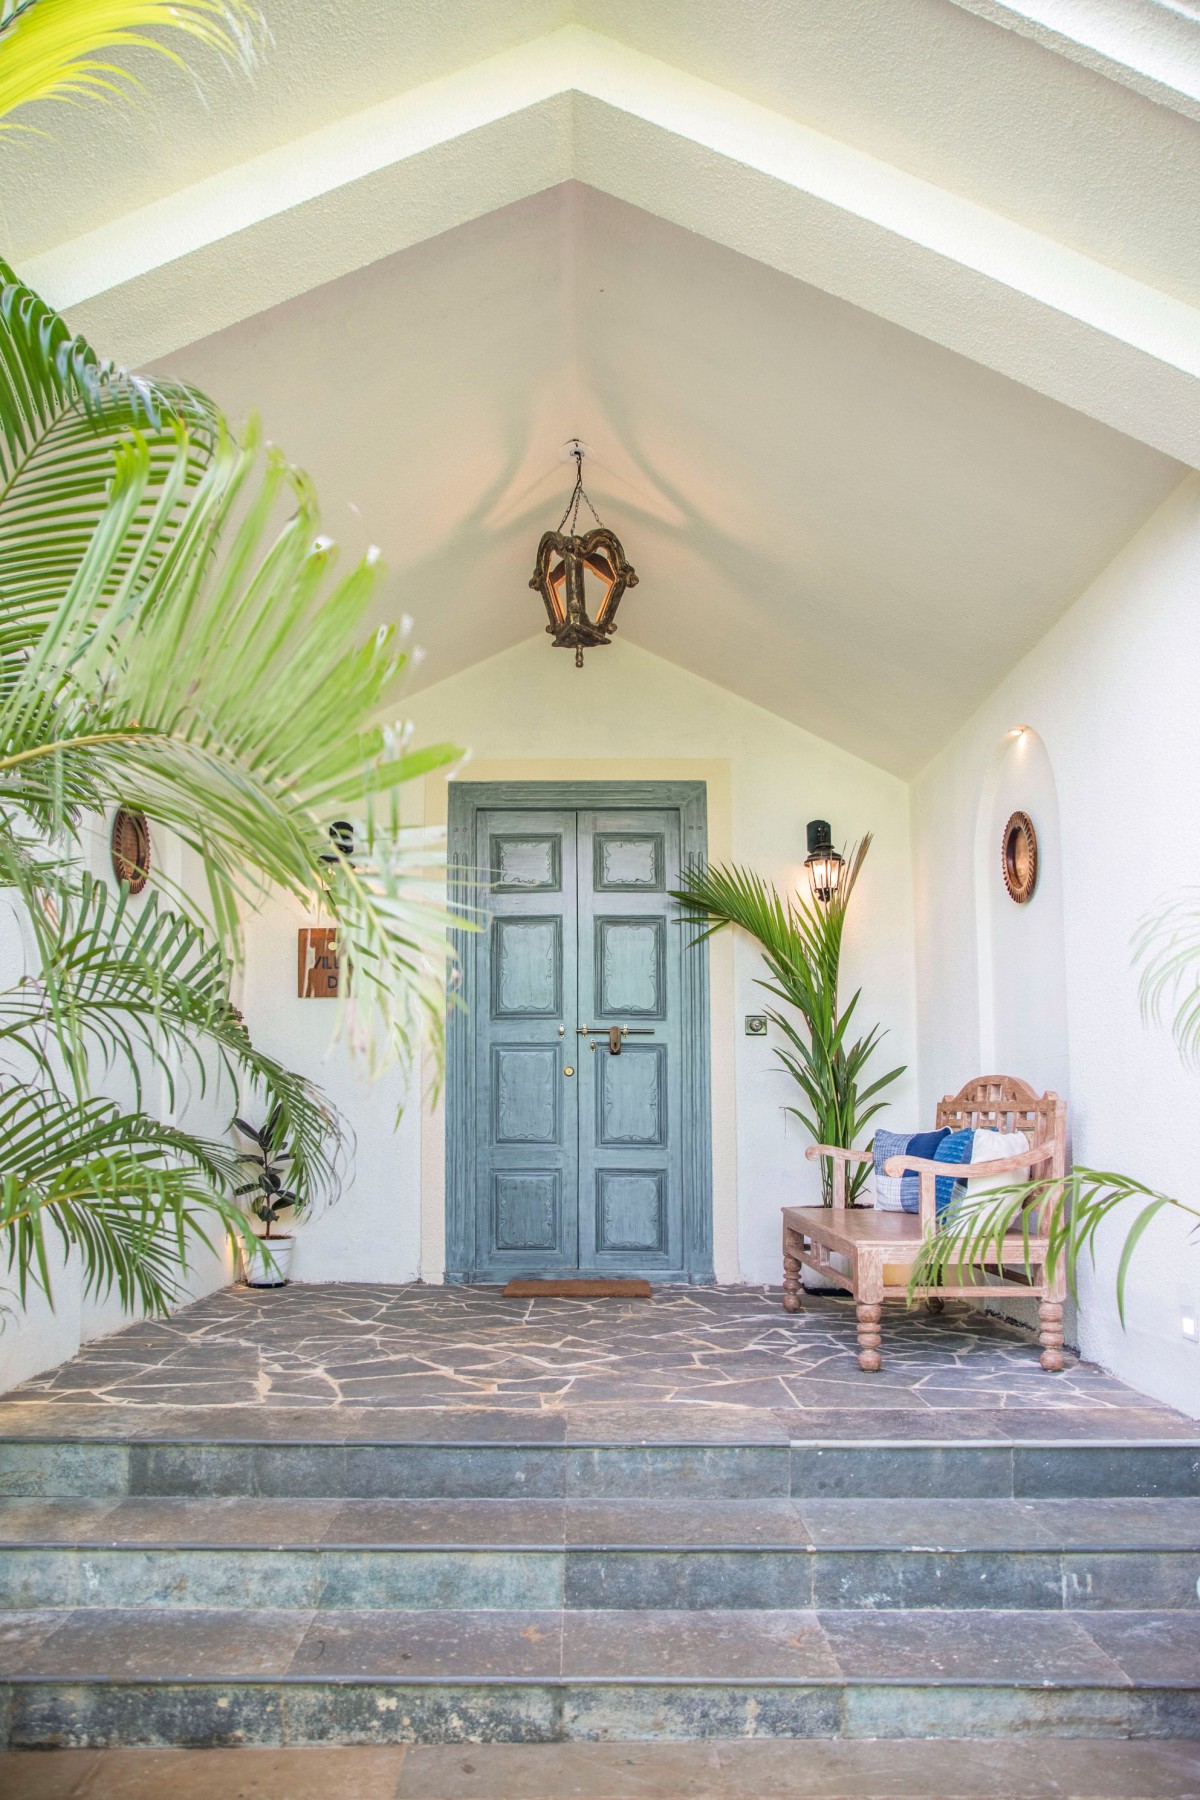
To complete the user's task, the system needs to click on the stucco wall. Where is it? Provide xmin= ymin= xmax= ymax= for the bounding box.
xmin=911 ymin=473 xmax=1200 ymax=1417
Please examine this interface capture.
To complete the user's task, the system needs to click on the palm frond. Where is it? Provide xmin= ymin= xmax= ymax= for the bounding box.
xmin=0 ymin=414 xmax=463 ymax=1059
xmin=1134 ymin=889 xmax=1200 ymax=1067
xmin=672 ymin=840 xmax=901 ymax=1200
xmin=0 ymin=868 xmax=345 ymax=1208
xmin=908 ymin=1167 xmax=1200 ymax=1324
xmin=0 ymin=0 xmax=259 ymax=128
xmin=0 ymin=1086 xmax=245 ymax=1315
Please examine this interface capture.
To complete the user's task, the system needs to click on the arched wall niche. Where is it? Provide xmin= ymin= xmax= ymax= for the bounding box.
xmin=972 ymin=725 xmax=1072 ymax=1335
xmin=974 ymin=726 xmax=1070 ymax=1092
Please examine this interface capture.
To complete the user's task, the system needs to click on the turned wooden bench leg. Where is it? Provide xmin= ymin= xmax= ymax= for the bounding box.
xmin=855 ymin=1302 xmax=882 ymax=1371
xmin=855 ymin=1250 xmax=883 ymax=1371
xmin=1038 ymin=1296 xmax=1065 ymax=1372
xmin=782 ymin=1227 xmax=803 ymax=1313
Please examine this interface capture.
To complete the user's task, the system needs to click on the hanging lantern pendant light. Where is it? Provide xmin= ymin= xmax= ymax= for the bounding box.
xmin=530 ymin=443 xmax=638 ymax=667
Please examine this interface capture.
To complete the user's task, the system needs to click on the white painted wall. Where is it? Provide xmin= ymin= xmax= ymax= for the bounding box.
xmin=240 ymin=890 xmax=422 ymax=1286
xmin=912 ymin=472 xmax=1200 ymax=1416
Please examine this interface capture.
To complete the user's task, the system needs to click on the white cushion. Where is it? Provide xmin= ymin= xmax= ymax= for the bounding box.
xmin=964 ymin=1128 xmax=1029 ymax=1207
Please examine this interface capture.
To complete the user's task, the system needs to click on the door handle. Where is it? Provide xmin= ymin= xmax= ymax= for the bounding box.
xmin=579 ymin=1025 xmax=656 ymax=1055
xmin=563 ymin=1065 xmax=575 ymax=1077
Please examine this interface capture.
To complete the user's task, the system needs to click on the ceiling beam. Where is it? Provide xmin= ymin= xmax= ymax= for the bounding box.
xmin=23 ymin=25 xmax=1200 ymax=465
xmin=948 ymin=0 xmax=1200 ymax=123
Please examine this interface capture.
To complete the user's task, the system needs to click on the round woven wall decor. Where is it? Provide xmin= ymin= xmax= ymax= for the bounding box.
xmin=1001 ymin=810 xmax=1038 ymax=905
xmin=111 ymin=808 xmax=151 ymax=895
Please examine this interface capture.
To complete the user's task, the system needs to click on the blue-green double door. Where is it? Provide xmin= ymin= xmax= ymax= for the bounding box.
xmin=474 ymin=805 xmax=685 ymax=1279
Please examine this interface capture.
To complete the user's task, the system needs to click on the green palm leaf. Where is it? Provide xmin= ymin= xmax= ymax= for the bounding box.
xmin=672 ymin=839 xmax=902 ymax=1202
xmin=0 ymin=1086 xmax=246 ymax=1315
xmin=0 ymin=0 xmax=258 ymax=127
xmin=908 ymin=1168 xmax=1200 ymax=1325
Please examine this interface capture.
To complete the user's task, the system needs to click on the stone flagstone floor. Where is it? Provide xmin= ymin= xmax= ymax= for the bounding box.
xmin=2 ymin=1285 xmax=1196 ymax=1441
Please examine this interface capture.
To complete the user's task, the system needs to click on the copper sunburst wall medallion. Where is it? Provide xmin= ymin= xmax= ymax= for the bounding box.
xmin=111 ymin=808 xmax=151 ymax=895
xmin=1001 ymin=810 xmax=1038 ymax=905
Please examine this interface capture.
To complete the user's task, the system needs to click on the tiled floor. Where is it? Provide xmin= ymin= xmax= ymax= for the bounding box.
xmin=5 ymin=1738 xmax=1200 ymax=1799
xmin=1 ymin=1285 xmax=1195 ymax=1442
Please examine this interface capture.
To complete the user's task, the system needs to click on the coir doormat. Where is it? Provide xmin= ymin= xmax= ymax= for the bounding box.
xmin=503 ymin=1278 xmax=653 ymax=1298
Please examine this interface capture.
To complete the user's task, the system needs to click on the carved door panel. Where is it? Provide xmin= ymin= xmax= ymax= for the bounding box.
xmin=576 ymin=810 xmax=683 ymax=1273
xmin=472 ymin=805 xmax=685 ymax=1279
xmin=474 ymin=810 xmax=578 ymax=1274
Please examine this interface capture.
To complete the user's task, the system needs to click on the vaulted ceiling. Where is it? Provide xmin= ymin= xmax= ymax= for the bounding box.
xmin=7 ymin=0 xmax=1198 ymax=773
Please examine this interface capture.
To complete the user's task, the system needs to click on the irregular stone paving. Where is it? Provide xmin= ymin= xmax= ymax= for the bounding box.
xmin=1 ymin=1285 xmax=1192 ymax=1429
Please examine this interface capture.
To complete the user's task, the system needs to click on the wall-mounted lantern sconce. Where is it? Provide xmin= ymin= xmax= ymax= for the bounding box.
xmin=319 ymin=821 xmax=355 ymax=865
xmin=804 ymin=819 xmax=845 ymax=905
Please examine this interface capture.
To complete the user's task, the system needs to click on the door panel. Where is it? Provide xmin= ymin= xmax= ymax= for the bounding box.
xmin=577 ymin=809 xmax=684 ymax=1274
xmin=473 ymin=804 xmax=686 ymax=1279
xmin=475 ymin=810 xmax=578 ymax=1274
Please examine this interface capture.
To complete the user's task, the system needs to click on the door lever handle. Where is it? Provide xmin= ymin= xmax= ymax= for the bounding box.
xmin=579 ymin=1025 xmax=656 ymax=1055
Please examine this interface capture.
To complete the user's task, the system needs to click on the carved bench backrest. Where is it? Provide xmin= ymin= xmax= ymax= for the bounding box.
xmin=935 ymin=1076 xmax=1067 ymax=1180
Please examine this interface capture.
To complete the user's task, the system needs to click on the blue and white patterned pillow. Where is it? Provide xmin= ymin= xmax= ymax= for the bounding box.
xmin=874 ymin=1128 xmax=953 ymax=1211
xmin=931 ymin=1128 xmax=976 ymax=1214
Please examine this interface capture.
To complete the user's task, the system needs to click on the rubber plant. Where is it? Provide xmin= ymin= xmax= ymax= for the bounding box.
xmin=673 ymin=838 xmax=904 ymax=1203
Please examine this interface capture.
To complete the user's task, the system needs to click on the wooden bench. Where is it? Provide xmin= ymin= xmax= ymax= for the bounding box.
xmin=781 ymin=1076 xmax=1068 ymax=1373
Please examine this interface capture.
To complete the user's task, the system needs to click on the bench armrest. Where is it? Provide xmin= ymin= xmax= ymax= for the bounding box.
xmin=882 ymin=1141 xmax=1057 ymax=1181
xmin=803 ymin=1143 xmax=873 ymax=1209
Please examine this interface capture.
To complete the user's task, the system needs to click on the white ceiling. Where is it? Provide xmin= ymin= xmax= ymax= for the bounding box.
xmin=150 ymin=183 xmax=1182 ymax=775
xmin=6 ymin=0 xmax=1199 ymax=304
xmin=6 ymin=0 xmax=1195 ymax=773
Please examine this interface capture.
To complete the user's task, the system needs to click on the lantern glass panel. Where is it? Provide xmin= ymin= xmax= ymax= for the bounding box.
xmin=547 ymin=561 xmax=568 ymax=624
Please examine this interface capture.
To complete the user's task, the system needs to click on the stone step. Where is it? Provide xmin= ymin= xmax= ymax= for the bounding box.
xmin=3 ymin=1737 xmax=1200 ymax=1798
xmin=0 ymin=1606 xmax=1197 ymax=1746
xmin=3 ymin=1433 xmax=1199 ymax=1501
xmin=0 ymin=1497 xmax=1197 ymax=1612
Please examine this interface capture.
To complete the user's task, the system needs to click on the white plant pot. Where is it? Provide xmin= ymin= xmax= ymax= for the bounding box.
xmin=242 ymin=1235 xmax=295 ymax=1287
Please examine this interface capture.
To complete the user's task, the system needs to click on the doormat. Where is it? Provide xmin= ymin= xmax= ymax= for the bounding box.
xmin=503 ymin=1278 xmax=653 ymax=1298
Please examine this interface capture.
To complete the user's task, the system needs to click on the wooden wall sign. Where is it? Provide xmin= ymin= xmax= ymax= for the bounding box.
xmin=298 ymin=927 xmax=339 ymax=998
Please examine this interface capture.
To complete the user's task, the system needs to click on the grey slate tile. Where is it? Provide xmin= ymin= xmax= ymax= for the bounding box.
xmin=797 ymin=1497 xmax=1046 ymax=1547
xmin=288 ymin=1608 xmax=563 ymax=1679
xmin=820 ymin=1607 xmax=1132 ymax=1683
xmin=12 ymin=1606 xmax=314 ymax=1678
xmin=394 ymin=1740 xmax=723 ymax=1797
xmin=0 ymin=1747 xmax=409 ymax=1800
xmin=321 ymin=1499 xmax=568 ymax=1545
xmin=1082 ymin=1610 xmax=1200 ymax=1682
xmin=564 ymin=1549 xmax=814 ymax=1611
xmin=561 ymin=1607 xmax=838 ymax=1679
xmin=0 ymin=1609 xmax=74 ymax=1674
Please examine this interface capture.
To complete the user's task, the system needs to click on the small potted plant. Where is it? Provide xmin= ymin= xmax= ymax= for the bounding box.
xmin=235 ymin=1104 xmax=303 ymax=1287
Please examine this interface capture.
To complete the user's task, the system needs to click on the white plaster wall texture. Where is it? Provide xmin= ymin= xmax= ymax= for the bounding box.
xmin=239 ymin=889 xmax=422 ymax=1287
xmin=912 ymin=472 xmax=1200 ymax=1417
xmin=972 ymin=726 xmax=1074 ymax=1338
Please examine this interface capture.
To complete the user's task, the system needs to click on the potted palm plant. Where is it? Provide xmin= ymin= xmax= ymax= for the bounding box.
xmin=235 ymin=1106 xmax=304 ymax=1286
xmin=673 ymin=836 xmax=904 ymax=1206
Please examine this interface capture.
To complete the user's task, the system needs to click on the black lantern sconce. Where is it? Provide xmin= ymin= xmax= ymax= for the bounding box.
xmin=804 ymin=819 xmax=845 ymax=905
xmin=529 ymin=442 xmax=638 ymax=668
xmin=319 ymin=820 xmax=355 ymax=865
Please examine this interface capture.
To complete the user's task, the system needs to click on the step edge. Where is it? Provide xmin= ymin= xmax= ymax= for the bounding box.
xmin=1 ymin=1538 xmax=1193 ymax=1554
xmin=0 ymin=1672 xmax=1193 ymax=1690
